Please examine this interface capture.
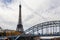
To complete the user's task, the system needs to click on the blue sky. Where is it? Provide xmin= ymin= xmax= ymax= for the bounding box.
xmin=0 ymin=0 xmax=60 ymax=30
xmin=0 ymin=0 xmax=13 ymax=7
xmin=2 ymin=0 xmax=12 ymax=4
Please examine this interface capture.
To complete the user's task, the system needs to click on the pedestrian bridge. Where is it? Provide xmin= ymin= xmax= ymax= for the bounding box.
xmin=25 ymin=20 xmax=60 ymax=36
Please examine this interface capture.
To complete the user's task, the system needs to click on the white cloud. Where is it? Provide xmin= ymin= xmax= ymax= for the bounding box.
xmin=22 ymin=0 xmax=60 ymax=30
xmin=0 ymin=0 xmax=20 ymax=30
xmin=0 ymin=0 xmax=60 ymax=30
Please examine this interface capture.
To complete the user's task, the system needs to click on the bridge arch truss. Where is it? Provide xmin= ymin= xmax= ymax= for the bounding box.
xmin=25 ymin=20 xmax=60 ymax=36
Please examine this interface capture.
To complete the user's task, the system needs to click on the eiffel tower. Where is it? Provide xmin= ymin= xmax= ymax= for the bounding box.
xmin=16 ymin=5 xmax=24 ymax=33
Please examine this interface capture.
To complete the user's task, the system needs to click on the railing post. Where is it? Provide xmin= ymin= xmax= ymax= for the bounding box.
xmin=53 ymin=26 xmax=54 ymax=34
xmin=33 ymin=26 xmax=34 ymax=35
xmin=42 ymin=26 xmax=43 ymax=35
xmin=37 ymin=26 xmax=38 ymax=34
xmin=59 ymin=24 xmax=60 ymax=34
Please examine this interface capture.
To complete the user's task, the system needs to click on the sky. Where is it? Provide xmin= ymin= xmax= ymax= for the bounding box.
xmin=0 ymin=0 xmax=60 ymax=30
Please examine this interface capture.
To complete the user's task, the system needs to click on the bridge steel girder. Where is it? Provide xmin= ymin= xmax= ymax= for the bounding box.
xmin=25 ymin=20 xmax=60 ymax=36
